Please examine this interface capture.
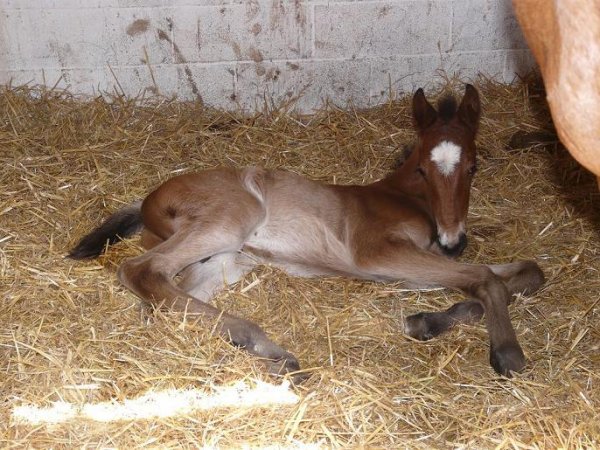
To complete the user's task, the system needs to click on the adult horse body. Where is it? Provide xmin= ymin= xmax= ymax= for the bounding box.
xmin=70 ymin=85 xmax=544 ymax=380
xmin=513 ymin=0 xmax=600 ymax=188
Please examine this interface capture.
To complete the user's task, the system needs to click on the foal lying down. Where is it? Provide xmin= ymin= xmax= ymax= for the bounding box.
xmin=70 ymin=85 xmax=544 ymax=380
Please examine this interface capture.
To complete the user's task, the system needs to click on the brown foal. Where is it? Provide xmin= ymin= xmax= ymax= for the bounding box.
xmin=70 ymin=85 xmax=544 ymax=381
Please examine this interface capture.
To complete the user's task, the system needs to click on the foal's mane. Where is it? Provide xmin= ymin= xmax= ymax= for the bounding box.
xmin=437 ymin=95 xmax=458 ymax=123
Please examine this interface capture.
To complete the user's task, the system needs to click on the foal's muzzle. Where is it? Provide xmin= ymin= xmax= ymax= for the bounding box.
xmin=438 ymin=232 xmax=468 ymax=258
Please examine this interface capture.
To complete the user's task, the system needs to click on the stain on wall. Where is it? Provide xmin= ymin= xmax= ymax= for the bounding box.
xmin=126 ymin=19 xmax=150 ymax=37
xmin=157 ymin=26 xmax=203 ymax=103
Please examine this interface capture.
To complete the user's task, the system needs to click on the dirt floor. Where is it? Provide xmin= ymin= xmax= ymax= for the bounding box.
xmin=1 ymin=78 xmax=599 ymax=448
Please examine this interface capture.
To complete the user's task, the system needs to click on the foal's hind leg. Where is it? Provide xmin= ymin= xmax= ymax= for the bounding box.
xmin=140 ymin=231 xmax=256 ymax=302
xmin=405 ymin=261 xmax=545 ymax=341
xmin=141 ymin=229 xmax=164 ymax=250
xmin=118 ymin=214 xmax=304 ymax=381
xmin=178 ymin=252 xmax=256 ymax=302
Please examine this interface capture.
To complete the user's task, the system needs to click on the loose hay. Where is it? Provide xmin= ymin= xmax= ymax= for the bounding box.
xmin=1 ymin=77 xmax=599 ymax=448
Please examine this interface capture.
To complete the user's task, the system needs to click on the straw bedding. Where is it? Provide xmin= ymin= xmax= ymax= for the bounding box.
xmin=1 ymin=77 xmax=599 ymax=448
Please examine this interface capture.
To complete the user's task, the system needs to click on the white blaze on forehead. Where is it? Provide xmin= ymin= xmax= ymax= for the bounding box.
xmin=430 ymin=141 xmax=462 ymax=176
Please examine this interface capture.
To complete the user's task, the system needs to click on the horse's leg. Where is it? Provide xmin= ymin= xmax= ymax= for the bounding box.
xmin=405 ymin=260 xmax=545 ymax=340
xmin=140 ymin=229 xmax=164 ymax=250
xmin=404 ymin=300 xmax=484 ymax=341
xmin=178 ymin=252 xmax=256 ymax=302
xmin=489 ymin=261 xmax=545 ymax=297
xmin=356 ymin=242 xmax=531 ymax=376
xmin=140 ymin=230 xmax=255 ymax=302
xmin=117 ymin=225 xmax=303 ymax=381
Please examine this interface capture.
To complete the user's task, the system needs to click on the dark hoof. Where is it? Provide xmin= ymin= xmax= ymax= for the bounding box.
xmin=490 ymin=344 xmax=526 ymax=377
xmin=264 ymin=353 xmax=310 ymax=384
xmin=228 ymin=319 xmax=310 ymax=383
xmin=405 ymin=313 xmax=432 ymax=340
xmin=290 ymin=371 xmax=311 ymax=385
xmin=404 ymin=312 xmax=447 ymax=341
xmin=520 ymin=260 xmax=546 ymax=296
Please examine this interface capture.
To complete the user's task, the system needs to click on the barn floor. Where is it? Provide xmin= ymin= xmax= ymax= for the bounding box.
xmin=1 ymin=78 xmax=599 ymax=448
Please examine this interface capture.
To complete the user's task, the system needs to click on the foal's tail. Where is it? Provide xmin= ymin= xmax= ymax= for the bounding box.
xmin=68 ymin=201 xmax=143 ymax=259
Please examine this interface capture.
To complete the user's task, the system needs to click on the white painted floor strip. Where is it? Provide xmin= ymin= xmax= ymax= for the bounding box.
xmin=12 ymin=380 xmax=299 ymax=424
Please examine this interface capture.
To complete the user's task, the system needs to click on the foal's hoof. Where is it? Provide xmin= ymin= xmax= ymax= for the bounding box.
xmin=404 ymin=312 xmax=446 ymax=341
xmin=520 ymin=260 xmax=546 ymax=295
xmin=490 ymin=344 xmax=526 ymax=377
xmin=264 ymin=353 xmax=310 ymax=385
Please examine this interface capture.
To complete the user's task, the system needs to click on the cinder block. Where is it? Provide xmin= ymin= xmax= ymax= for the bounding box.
xmin=314 ymin=1 xmax=452 ymax=59
xmin=504 ymin=49 xmax=537 ymax=82
xmin=234 ymin=59 xmax=371 ymax=113
xmin=111 ymin=63 xmax=238 ymax=109
xmin=451 ymin=0 xmax=527 ymax=51
xmin=177 ymin=63 xmax=237 ymax=107
xmin=370 ymin=54 xmax=447 ymax=104
xmin=98 ymin=65 xmax=179 ymax=98
xmin=442 ymin=50 xmax=506 ymax=81
xmin=103 ymin=8 xmax=176 ymax=66
xmin=1 ymin=67 xmax=101 ymax=95
xmin=4 ymin=8 xmax=117 ymax=69
xmin=169 ymin=1 xmax=311 ymax=64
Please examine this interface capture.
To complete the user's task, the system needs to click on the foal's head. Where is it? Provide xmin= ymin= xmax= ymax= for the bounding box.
xmin=412 ymin=84 xmax=481 ymax=258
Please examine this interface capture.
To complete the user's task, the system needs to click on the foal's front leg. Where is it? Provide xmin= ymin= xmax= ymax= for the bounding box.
xmin=405 ymin=260 xmax=545 ymax=341
xmin=404 ymin=300 xmax=484 ymax=341
xmin=355 ymin=241 xmax=528 ymax=376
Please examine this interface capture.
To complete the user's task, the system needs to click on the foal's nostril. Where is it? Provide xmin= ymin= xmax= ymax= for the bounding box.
xmin=439 ymin=232 xmax=468 ymax=258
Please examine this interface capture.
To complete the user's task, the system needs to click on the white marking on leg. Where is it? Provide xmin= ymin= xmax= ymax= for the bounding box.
xmin=431 ymin=141 xmax=462 ymax=176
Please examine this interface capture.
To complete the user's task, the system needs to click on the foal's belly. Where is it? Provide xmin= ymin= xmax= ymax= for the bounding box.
xmin=239 ymin=171 xmax=437 ymax=280
xmin=242 ymin=215 xmax=360 ymax=278
xmin=241 ymin=210 xmax=437 ymax=281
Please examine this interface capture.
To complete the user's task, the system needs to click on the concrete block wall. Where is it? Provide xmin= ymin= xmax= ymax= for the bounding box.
xmin=0 ymin=0 xmax=536 ymax=112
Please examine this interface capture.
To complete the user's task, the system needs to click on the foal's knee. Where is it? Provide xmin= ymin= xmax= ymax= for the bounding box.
xmin=467 ymin=266 xmax=504 ymax=296
xmin=118 ymin=258 xmax=145 ymax=295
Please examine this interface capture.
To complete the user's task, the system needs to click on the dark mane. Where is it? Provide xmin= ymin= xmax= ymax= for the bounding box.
xmin=437 ymin=96 xmax=457 ymax=123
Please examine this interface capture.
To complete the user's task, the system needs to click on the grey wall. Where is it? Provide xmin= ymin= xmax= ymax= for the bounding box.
xmin=0 ymin=0 xmax=535 ymax=112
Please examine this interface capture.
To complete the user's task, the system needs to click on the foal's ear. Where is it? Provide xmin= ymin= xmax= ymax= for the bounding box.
xmin=457 ymin=84 xmax=481 ymax=135
xmin=412 ymin=88 xmax=437 ymax=131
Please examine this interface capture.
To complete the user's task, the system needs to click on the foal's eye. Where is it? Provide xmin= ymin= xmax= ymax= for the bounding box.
xmin=417 ymin=167 xmax=427 ymax=178
xmin=468 ymin=164 xmax=477 ymax=176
